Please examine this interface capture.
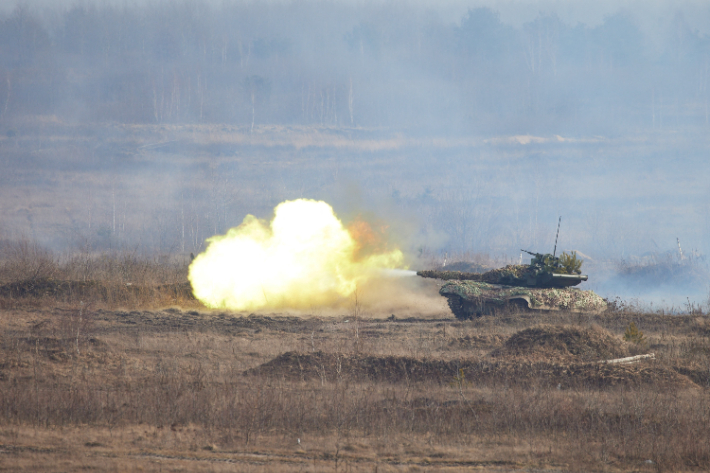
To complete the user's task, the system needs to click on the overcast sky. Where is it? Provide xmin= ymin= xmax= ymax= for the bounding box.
xmin=5 ymin=0 xmax=709 ymax=30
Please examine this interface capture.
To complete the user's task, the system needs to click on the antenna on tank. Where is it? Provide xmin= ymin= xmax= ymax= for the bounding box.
xmin=553 ymin=216 xmax=561 ymax=258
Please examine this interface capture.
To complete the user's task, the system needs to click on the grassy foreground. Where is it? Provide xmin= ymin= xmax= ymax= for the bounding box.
xmin=0 ymin=249 xmax=709 ymax=472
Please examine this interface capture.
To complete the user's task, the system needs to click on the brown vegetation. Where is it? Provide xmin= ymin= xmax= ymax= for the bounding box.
xmin=0 ymin=239 xmax=196 ymax=310
xmin=0 ymin=250 xmax=709 ymax=471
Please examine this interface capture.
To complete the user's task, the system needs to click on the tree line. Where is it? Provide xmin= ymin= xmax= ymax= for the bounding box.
xmin=0 ymin=2 xmax=708 ymax=134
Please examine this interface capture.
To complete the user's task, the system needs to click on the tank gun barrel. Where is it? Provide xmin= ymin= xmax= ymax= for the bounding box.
xmin=416 ymin=270 xmax=484 ymax=281
xmin=521 ymin=249 xmax=540 ymax=257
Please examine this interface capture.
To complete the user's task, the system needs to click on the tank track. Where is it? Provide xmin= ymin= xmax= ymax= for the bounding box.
xmin=445 ymin=294 xmax=532 ymax=319
xmin=444 ymin=295 xmax=472 ymax=320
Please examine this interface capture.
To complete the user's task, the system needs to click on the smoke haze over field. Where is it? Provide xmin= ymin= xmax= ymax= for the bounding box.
xmin=0 ymin=0 xmax=709 ymax=308
xmin=1 ymin=0 xmax=710 ymax=132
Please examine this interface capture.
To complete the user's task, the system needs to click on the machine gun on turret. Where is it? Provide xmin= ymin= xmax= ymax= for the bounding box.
xmin=521 ymin=249 xmax=554 ymax=268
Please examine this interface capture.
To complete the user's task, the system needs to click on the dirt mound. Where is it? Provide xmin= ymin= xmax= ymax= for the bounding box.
xmin=246 ymin=351 xmax=455 ymax=384
xmin=491 ymin=325 xmax=630 ymax=362
xmin=674 ymin=366 xmax=710 ymax=388
xmin=246 ymin=351 xmax=696 ymax=390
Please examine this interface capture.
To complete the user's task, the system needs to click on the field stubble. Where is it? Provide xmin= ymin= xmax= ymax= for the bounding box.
xmin=0 ymin=250 xmax=709 ymax=471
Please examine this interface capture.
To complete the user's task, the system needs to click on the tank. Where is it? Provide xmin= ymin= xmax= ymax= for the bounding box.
xmin=418 ymin=250 xmax=607 ymax=319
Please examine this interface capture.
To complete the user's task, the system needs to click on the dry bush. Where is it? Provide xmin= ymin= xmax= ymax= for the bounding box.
xmin=0 ymin=238 xmax=190 ymax=284
xmin=60 ymin=251 xmax=189 ymax=285
xmin=0 ymin=240 xmax=193 ymax=309
xmin=0 ymin=238 xmax=60 ymax=282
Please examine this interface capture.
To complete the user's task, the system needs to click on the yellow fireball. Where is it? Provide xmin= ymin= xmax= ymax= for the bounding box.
xmin=188 ymin=199 xmax=404 ymax=310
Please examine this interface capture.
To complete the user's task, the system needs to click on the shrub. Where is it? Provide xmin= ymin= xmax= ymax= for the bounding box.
xmin=623 ymin=321 xmax=647 ymax=347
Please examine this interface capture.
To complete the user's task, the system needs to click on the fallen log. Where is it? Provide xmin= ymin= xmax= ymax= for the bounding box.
xmin=599 ymin=353 xmax=655 ymax=364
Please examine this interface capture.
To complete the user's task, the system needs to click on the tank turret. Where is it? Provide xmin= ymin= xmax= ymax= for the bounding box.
xmin=417 ymin=249 xmax=587 ymax=289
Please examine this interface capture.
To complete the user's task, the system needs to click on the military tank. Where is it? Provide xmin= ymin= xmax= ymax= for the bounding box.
xmin=418 ymin=250 xmax=607 ymax=319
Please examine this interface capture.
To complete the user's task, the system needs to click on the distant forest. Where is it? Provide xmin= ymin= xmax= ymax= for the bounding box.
xmin=0 ymin=2 xmax=708 ymax=134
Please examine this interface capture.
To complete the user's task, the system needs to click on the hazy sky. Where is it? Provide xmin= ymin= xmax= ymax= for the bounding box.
xmin=7 ymin=0 xmax=710 ymax=29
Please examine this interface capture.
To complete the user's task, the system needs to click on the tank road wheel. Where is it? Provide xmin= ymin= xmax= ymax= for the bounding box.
xmin=503 ymin=297 xmax=531 ymax=315
xmin=444 ymin=295 xmax=484 ymax=320
xmin=455 ymin=297 xmax=531 ymax=318
xmin=444 ymin=295 xmax=470 ymax=320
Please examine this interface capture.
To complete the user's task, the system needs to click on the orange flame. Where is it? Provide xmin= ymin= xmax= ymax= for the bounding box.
xmin=347 ymin=219 xmax=392 ymax=261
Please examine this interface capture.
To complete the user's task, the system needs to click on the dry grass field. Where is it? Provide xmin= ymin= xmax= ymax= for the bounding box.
xmin=0 ymin=246 xmax=709 ymax=472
